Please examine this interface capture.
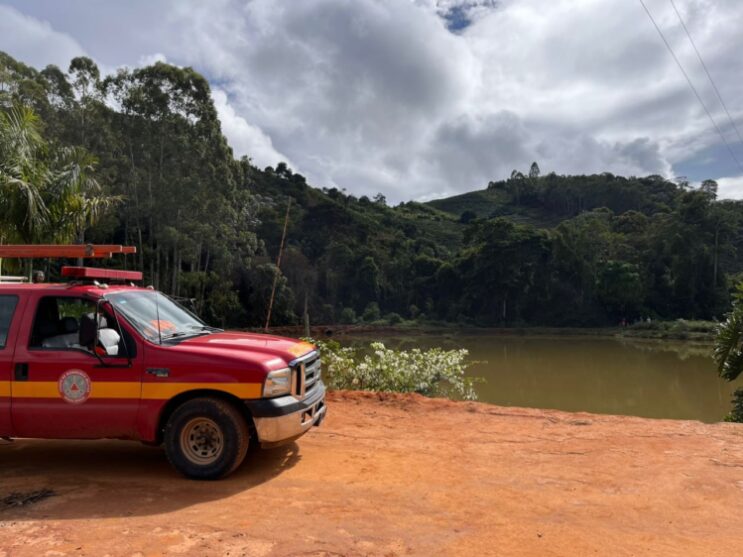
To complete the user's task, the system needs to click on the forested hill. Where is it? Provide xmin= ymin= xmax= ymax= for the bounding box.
xmin=427 ymin=172 xmax=686 ymax=228
xmin=2 ymin=51 xmax=742 ymax=328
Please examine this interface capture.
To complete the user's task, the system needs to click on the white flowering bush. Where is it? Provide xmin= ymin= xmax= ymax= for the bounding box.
xmin=310 ymin=339 xmax=480 ymax=400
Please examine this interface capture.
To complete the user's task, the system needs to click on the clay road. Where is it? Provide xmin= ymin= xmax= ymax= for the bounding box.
xmin=1 ymin=391 xmax=742 ymax=556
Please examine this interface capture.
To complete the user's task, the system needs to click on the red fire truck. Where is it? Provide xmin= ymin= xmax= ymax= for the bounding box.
xmin=0 ymin=245 xmax=326 ymax=479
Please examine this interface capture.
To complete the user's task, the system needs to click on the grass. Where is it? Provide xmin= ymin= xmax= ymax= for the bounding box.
xmin=618 ymin=319 xmax=717 ymax=341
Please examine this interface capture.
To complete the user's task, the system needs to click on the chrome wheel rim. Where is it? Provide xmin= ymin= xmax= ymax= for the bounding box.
xmin=180 ymin=417 xmax=224 ymax=465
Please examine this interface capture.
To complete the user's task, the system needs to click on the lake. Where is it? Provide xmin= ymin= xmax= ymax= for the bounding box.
xmin=338 ymin=333 xmax=740 ymax=423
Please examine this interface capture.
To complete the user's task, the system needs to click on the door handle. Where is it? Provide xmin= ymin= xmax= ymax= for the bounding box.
xmin=146 ymin=368 xmax=170 ymax=378
xmin=14 ymin=363 xmax=29 ymax=381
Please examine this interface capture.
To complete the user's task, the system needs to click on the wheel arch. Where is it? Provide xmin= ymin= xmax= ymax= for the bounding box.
xmin=155 ymin=389 xmax=254 ymax=445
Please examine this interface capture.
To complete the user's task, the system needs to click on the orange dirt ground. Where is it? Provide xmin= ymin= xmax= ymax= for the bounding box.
xmin=1 ymin=391 xmax=742 ymax=556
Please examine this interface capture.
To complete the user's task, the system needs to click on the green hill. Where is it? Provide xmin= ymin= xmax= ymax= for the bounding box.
xmin=2 ymin=50 xmax=742 ymax=328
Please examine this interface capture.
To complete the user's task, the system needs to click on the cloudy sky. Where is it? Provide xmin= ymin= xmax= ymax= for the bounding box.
xmin=2 ymin=0 xmax=743 ymax=203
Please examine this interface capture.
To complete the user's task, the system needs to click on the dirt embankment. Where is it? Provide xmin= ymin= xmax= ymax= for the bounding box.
xmin=1 ymin=391 xmax=743 ymax=556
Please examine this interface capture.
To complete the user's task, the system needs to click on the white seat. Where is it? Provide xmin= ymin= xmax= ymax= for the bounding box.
xmin=98 ymin=328 xmax=121 ymax=356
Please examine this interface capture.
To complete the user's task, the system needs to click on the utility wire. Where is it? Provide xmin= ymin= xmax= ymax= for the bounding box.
xmin=638 ymin=0 xmax=743 ymax=173
xmin=668 ymin=0 xmax=743 ymax=148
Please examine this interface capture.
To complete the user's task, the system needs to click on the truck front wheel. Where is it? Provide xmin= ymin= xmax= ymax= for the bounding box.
xmin=164 ymin=398 xmax=249 ymax=480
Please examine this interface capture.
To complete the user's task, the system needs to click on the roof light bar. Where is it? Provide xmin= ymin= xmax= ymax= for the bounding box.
xmin=61 ymin=266 xmax=143 ymax=282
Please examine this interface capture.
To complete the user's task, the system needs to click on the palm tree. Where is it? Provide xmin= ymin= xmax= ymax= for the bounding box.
xmin=714 ymin=283 xmax=743 ymax=421
xmin=0 ymin=103 xmax=49 ymax=243
xmin=46 ymin=146 xmax=121 ymax=244
xmin=1 ymin=103 xmax=120 ymax=276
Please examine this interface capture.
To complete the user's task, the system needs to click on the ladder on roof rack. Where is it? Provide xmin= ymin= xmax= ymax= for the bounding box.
xmin=0 ymin=275 xmax=28 ymax=283
xmin=0 ymin=244 xmax=139 ymax=283
xmin=0 ymin=244 xmax=137 ymax=259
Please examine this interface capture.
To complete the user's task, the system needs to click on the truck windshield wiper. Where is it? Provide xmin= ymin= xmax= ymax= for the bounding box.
xmin=187 ymin=324 xmax=224 ymax=333
xmin=161 ymin=330 xmax=205 ymax=341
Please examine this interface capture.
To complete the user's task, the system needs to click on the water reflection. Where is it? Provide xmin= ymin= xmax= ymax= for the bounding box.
xmin=339 ymin=333 xmax=740 ymax=423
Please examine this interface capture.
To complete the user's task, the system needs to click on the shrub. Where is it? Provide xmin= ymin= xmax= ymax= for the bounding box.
xmin=385 ymin=312 xmax=403 ymax=325
xmin=339 ymin=307 xmax=357 ymax=324
xmin=714 ymin=282 xmax=743 ymax=421
xmin=311 ymin=339 xmax=479 ymax=400
xmin=724 ymin=389 xmax=743 ymax=423
xmin=319 ymin=304 xmax=335 ymax=324
xmin=362 ymin=302 xmax=381 ymax=322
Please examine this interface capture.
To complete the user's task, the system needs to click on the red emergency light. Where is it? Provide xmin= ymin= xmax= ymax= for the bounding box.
xmin=61 ymin=266 xmax=143 ymax=282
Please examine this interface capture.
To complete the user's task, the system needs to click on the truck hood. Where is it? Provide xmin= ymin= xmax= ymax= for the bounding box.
xmin=171 ymin=331 xmax=315 ymax=369
xmin=180 ymin=331 xmax=315 ymax=363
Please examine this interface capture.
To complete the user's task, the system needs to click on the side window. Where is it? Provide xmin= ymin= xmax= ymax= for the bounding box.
xmin=0 ymin=295 xmax=19 ymax=349
xmin=30 ymin=297 xmax=96 ymax=351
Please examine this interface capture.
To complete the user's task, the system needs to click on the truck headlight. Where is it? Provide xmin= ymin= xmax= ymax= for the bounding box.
xmin=264 ymin=367 xmax=292 ymax=397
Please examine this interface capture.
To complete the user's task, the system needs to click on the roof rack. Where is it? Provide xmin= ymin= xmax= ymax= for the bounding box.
xmin=0 ymin=276 xmax=28 ymax=283
xmin=0 ymin=244 xmax=139 ymax=284
xmin=0 ymin=244 xmax=136 ymax=259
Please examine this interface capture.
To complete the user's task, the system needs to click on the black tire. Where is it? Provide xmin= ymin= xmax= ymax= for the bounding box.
xmin=164 ymin=397 xmax=249 ymax=480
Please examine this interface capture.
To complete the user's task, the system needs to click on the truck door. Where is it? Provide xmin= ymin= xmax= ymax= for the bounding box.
xmin=0 ymin=294 xmax=24 ymax=437
xmin=11 ymin=293 xmax=144 ymax=439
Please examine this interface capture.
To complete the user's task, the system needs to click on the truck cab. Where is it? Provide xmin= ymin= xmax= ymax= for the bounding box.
xmin=0 ymin=264 xmax=326 ymax=480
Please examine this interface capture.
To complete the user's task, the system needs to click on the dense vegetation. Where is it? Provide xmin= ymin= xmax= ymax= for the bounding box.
xmin=2 ymin=52 xmax=742 ymax=329
xmin=714 ymin=283 xmax=743 ymax=422
xmin=311 ymin=339 xmax=478 ymax=400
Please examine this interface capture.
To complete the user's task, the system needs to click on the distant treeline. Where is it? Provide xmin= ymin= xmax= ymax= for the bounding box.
xmin=2 ymin=52 xmax=741 ymax=327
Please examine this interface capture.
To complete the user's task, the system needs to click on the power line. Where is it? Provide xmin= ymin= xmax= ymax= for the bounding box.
xmin=668 ymin=0 xmax=743 ymax=148
xmin=637 ymin=0 xmax=743 ymax=174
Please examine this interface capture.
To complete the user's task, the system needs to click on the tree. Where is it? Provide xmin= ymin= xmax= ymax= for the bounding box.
xmin=373 ymin=193 xmax=387 ymax=206
xmin=529 ymin=161 xmax=540 ymax=179
xmin=714 ymin=283 xmax=743 ymax=421
xmin=459 ymin=218 xmax=550 ymax=324
xmin=68 ymin=57 xmax=101 ymax=146
xmin=45 ymin=146 xmax=121 ymax=244
xmin=596 ymin=260 xmax=643 ymax=319
xmin=0 ymin=103 xmax=48 ymax=242
xmin=700 ymin=179 xmax=718 ymax=198
xmin=459 ymin=210 xmax=477 ymax=224
xmin=510 ymin=169 xmax=524 ymax=180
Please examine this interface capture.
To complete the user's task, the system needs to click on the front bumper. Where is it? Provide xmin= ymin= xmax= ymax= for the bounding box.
xmin=246 ymin=380 xmax=326 ymax=448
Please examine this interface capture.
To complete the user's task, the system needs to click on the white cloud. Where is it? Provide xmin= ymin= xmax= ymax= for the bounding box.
xmin=211 ymin=89 xmax=290 ymax=169
xmin=3 ymin=0 xmax=743 ymax=202
xmin=136 ymin=52 xmax=167 ymax=67
xmin=0 ymin=5 xmax=86 ymax=69
xmin=717 ymin=176 xmax=743 ymax=200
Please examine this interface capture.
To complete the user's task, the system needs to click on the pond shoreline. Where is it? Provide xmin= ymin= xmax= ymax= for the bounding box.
xmin=260 ymin=323 xmax=715 ymax=343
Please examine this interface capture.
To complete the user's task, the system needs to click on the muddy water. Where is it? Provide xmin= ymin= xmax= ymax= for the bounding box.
xmin=340 ymin=333 xmax=740 ymax=422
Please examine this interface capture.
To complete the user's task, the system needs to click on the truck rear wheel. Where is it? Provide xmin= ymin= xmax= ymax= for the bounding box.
xmin=164 ymin=398 xmax=249 ymax=480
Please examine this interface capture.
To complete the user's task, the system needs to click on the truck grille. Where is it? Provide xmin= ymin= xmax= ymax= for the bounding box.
xmin=292 ymin=352 xmax=321 ymax=399
xmin=304 ymin=357 xmax=321 ymax=392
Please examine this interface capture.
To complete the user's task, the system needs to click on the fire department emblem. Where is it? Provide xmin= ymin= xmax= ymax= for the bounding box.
xmin=58 ymin=370 xmax=91 ymax=404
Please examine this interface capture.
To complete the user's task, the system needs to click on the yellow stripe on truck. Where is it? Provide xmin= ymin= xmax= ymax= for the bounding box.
xmin=11 ymin=381 xmax=140 ymax=399
xmin=6 ymin=382 xmax=262 ymax=400
xmin=141 ymin=382 xmax=262 ymax=400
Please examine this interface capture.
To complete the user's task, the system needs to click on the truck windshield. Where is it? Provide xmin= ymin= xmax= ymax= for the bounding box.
xmin=107 ymin=291 xmax=217 ymax=342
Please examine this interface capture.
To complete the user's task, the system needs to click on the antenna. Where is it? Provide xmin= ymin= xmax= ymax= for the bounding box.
xmin=264 ymin=197 xmax=292 ymax=332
